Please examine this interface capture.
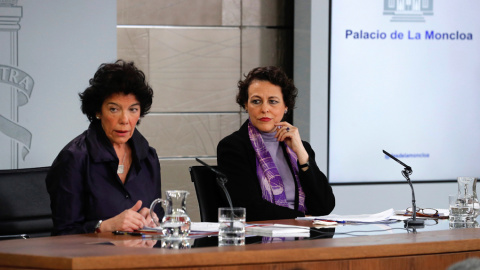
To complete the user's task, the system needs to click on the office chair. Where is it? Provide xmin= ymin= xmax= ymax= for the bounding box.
xmin=0 ymin=167 xmax=53 ymax=239
xmin=189 ymin=166 xmax=230 ymax=222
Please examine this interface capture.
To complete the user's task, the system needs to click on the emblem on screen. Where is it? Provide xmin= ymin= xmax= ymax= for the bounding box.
xmin=383 ymin=0 xmax=434 ymax=22
xmin=0 ymin=0 xmax=35 ymax=169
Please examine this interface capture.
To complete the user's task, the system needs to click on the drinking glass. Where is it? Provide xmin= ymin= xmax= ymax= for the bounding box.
xmin=218 ymin=207 xmax=246 ymax=246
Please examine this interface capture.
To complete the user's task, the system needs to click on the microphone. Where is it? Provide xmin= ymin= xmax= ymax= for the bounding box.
xmin=383 ymin=150 xmax=424 ymax=228
xmin=382 ymin=150 xmax=412 ymax=174
xmin=195 ymin=158 xmax=233 ymax=210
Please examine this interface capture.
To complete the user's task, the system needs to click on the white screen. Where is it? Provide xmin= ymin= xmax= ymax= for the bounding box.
xmin=329 ymin=0 xmax=480 ymax=183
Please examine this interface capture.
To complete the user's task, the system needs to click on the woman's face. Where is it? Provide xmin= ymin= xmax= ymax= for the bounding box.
xmin=97 ymin=93 xmax=141 ymax=147
xmin=245 ymin=80 xmax=287 ymax=133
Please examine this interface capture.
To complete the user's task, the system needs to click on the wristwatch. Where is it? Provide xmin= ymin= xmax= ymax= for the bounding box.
xmin=94 ymin=220 xmax=103 ymax=233
xmin=299 ymin=161 xmax=310 ymax=169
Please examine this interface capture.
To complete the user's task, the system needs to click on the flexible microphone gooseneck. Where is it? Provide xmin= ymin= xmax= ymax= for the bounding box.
xmin=195 ymin=158 xmax=234 ymax=211
xmin=383 ymin=150 xmax=424 ymax=228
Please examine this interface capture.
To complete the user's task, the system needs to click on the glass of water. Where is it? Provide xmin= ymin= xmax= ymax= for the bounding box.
xmin=218 ymin=207 xmax=246 ymax=246
xmin=449 ymin=194 xmax=475 ymax=223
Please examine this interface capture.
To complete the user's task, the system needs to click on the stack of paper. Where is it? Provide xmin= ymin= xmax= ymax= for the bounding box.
xmin=190 ymin=222 xmax=220 ymax=232
xmin=296 ymin=208 xmax=395 ymax=223
xmin=246 ymin=224 xmax=310 ymax=237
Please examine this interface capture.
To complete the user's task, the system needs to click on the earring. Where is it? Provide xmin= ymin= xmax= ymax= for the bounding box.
xmin=285 ymin=109 xmax=288 ymax=114
xmin=96 ymin=115 xmax=100 ymax=119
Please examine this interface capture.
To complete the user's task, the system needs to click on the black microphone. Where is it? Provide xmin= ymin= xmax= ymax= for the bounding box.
xmin=383 ymin=150 xmax=424 ymax=228
xmin=383 ymin=150 xmax=412 ymax=174
xmin=195 ymin=158 xmax=233 ymax=210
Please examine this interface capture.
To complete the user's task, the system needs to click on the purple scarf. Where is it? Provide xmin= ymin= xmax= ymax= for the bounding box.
xmin=248 ymin=120 xmax=306 ymax=213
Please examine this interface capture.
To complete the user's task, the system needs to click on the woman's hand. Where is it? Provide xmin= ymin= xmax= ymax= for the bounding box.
xmin=274 ymin=122 xmax=309 ymax=166
xmin=99 ymin=200 xmax=149 ymax=232
xmin=112 ymin=239 xmax=157 ymax=248
xmin=139 ymin=205 xmax=157 ymax=228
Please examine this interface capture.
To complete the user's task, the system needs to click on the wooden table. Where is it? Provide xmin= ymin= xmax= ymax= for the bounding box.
xmin=0 ymin=219 xmax=479 ymax=270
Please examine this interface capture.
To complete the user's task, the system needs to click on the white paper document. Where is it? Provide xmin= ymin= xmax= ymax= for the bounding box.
xmin=296 ymin=208 xmax=395 ymax=223
xmin=246 ymin=224 xmax=310 ymax=237
xmin=190 ymin=222 xmax=220 ymax=232
xmin=142 ymin=222 xmax=220 ymax=233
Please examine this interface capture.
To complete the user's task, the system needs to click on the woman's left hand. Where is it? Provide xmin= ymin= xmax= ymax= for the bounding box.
xmin=274 ymin=122 xmax=309 ymax=165
xmin=138 ymin=207 xmax=156 ymax=227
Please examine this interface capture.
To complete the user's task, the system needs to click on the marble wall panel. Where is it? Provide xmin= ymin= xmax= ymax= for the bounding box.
xmin=117 ymin=0 xmax=241 ymax=26
xmin=149 ymin=28 xmax=241 ymax=112
xmin=160 ymin=157 xmax=217 ymax=222
xmin=137 ymin=113 xmax=241 ymax=158
xmin=242 ymin=0 xmax=292 ymax=27
xmin=222 ymin=0 xmax=241 ymax=26
xmin=117 ymin=28 xmax=150 ymax=78
xmin=241 ymin=28 xmax=292 ymax=76
xmin=241 ymin=111 xmax=249 ymax=123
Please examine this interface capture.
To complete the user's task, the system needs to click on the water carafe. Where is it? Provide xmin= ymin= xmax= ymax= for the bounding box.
xmin=456 ymin=177 xmax=479 ymax=220
xmin=150 ymin=190 xmax=191 ymax=238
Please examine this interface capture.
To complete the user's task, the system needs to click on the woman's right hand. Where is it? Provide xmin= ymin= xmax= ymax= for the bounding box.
xmin=98 ymin=200 xmax=148 ymax=232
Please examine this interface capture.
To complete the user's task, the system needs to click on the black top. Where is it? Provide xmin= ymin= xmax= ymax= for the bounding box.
xmin=217 ymin=120 xmax=335 ymax=221
xmin=46 ymin=121 xmax=163 ymax=235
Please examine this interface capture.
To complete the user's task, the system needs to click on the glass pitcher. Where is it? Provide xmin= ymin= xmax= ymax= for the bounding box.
xmin=457 ymin=177 xmax=479 ymax=219
xmin=150 ymin=190 xmax=191 ymax=238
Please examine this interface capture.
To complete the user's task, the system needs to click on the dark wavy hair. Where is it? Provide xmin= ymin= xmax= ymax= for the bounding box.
xmin=236 ymin=66 xmax=297 ymax=116
xmin=79 ymin=60 xmax=153 ymax=123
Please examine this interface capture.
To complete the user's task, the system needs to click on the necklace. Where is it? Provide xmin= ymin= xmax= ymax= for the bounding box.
xmin=117 ymin=151 xmax=127 ymax=174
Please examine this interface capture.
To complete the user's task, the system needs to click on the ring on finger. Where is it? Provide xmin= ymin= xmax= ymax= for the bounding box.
xmin=286 ymin=127 xmax=290 ymax=132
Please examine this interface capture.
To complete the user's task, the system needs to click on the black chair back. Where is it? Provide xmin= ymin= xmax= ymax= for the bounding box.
xmin=189 ymin=166 xmax=229 ymax=222
xmin=0 ymin=167 xmax=52 ymax=238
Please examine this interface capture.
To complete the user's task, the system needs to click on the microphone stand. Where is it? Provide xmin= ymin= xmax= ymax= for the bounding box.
xmin=383 ymin=150 xmax=424 ymax=228
xmin=195 ymin=158 xmax=235 ymax=229
xmin=195 ymin=158 xmax=234 ymax=210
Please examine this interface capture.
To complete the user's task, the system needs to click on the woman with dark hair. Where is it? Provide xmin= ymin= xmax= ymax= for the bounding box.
xmin=217 ymin=66 xmax=335 ymax=221
xmin=46 ymin=60 xmax=163 ymax=235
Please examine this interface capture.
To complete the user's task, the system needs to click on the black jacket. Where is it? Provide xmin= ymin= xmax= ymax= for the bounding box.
xmin=217 ymin=120 xmax=335 ymax=221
